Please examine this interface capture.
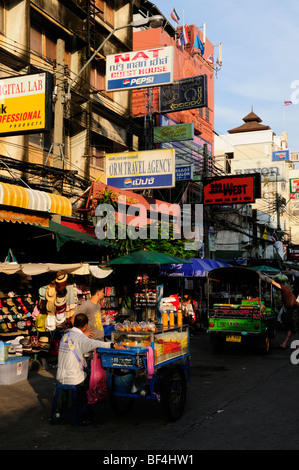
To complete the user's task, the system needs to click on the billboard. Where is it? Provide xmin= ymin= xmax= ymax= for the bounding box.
xmin=106 ymin=46 xmax=174 ymax=92
xmin=175 ymin=165 xmax=194 ymax=181
xmin=272 ymin=150 xmax=290 ymax=161
xmin=154 ymin=123 xmax=194 ymax=143
xmin=105 ymin=149 xmax=175 ymax=190
xmin=290 ymin=178 xmax=299 ymax=194
xmin=159 ymin=75 xmax=207 ymax=113
xmin=203 ymin=174 xmax=261 ymax=205
xmin=0 ymin=72 xmax=52 ymax=136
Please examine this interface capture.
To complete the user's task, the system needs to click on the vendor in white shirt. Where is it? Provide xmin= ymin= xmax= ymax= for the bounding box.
xmin=57 ymin=313 xmax=123 ymax=386
xmin=56 ymin=313 xmax=124 ymax=424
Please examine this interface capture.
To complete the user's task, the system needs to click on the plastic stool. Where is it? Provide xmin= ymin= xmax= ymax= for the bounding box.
xmin=50 ymin=384 xmax=80 ymax=426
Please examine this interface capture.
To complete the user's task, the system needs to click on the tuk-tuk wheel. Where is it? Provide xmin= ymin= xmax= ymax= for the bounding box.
xmin=161 ymin=365 xmax=186 ymax=422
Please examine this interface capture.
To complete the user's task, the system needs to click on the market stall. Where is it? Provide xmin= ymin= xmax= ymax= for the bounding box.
xmin=104 ymin=249 xmax=192 ymax=324
xmin=94 ymin=250 xmax=192 ymax=421
xmin=0 ymin=262 xmax=113 ymax=376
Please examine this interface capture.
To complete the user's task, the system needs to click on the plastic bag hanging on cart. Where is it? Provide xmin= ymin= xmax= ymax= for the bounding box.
xmin=88 ymin=351 xmax=109 ymax=405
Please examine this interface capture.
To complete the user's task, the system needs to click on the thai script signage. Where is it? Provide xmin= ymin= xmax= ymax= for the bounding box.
xmin=154 ymin=123 xmax=194 ymax=143
xmin=105 ymin=149 xmax=175 ymax=190
xmin=106 ymin=46 xmax=174 ymax=92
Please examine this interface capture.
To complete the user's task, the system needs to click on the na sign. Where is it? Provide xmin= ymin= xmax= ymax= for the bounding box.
xmin=106 ymin=46 xmax=174 ymax=92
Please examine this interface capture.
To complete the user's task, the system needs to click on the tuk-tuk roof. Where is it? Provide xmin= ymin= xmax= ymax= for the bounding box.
xmin=208 ymin=266 xmax=271 ymax=285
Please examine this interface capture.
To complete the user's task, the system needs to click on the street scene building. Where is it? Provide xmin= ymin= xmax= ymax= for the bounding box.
xmin=1 ymin=0 xmax=299 ymax=452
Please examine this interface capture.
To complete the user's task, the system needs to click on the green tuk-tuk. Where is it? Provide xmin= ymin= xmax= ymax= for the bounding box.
xmin=207 ymin=266 xmax=276 ymax=352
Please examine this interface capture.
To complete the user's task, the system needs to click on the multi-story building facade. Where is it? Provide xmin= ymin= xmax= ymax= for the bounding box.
xmin=0 ymin=0 xmax=139 ymax=205
xmin=214 ymin=110 xmax=298 ymax=261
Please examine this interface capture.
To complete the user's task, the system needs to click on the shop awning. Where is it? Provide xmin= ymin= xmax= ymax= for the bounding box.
xmin=38 ymin=220 xmax=113 ymax=250
xmin=0 ymin=182 xmax=72 ymax=217
xmin=0 ymin=262 xmax=113 ymax=277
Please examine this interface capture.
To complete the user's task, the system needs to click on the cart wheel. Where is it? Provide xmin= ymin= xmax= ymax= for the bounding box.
xmin=110 ymin=395 xmax=135 ymax=416
xmin=161 ymin=365 xmax=186 ymax=422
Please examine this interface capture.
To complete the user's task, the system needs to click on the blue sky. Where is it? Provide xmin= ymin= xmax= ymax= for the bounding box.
xmin=156 ymin=0 xmax=299 ymax=151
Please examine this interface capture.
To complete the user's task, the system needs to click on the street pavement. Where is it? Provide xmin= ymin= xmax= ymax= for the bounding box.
xmin=0 ymin=328 xmax=299 ymax=453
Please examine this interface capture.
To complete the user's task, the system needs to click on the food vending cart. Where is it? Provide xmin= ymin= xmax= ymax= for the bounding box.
xmin=97 ymin=322 xmax=190 ymax=422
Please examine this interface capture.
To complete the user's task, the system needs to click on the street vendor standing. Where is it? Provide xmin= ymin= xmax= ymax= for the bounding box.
xmin=74 ymin=281 xmax=106 ymax=340
xmin=271 ymin=275 xmax=299 ymax=349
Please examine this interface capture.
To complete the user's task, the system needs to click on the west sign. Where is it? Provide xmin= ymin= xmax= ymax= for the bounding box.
xmin=106 ymin=46 xmax=174 ymax=92
xmin=203 ymin=174 xmax=261 ymax=205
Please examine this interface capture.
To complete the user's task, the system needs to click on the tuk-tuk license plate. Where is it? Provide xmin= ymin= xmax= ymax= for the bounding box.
xmin=226 ymin=335 xmax=241 ymax=343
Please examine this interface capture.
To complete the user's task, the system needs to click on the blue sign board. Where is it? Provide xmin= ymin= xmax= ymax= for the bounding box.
xmin=175 ymin=165 xmax=193 ymax=181
xmin=272 ymin=150 xmax=290 ymax=161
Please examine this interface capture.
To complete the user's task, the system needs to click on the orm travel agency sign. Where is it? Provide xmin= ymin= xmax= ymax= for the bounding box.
xmin=105 ymin=149 xmax=175 ymax=190
xmin=106 ymin=46 xmax=174 ymax=91
xmin=0 ymin=72 xmax=52 ymax=136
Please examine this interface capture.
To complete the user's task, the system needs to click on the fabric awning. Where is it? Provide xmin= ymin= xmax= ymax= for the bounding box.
xmin=0 ymin=182 xmax=72 ymax=217
xmin=0 ymin=262 xmax=113 ymax=277
xmin=38 ymin=220 xmax=113 ymax=250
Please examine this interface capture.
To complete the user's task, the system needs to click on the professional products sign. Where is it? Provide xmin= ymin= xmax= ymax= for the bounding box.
xmin=203 ymin=174 xmax=261 ymax=205
xmin=105 ymin=149 xmax=175 ymax=190
xmin=0 ymin=72 xmax=52 ymax=136
xmin=106 ymin=46 xmax=174 ymax=92
xmin=159 ymin=75 xmax=207 ymax=113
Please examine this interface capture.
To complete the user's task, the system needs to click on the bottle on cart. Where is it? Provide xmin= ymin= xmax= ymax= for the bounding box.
xmin=177 ymin=308 xmax=182 ymax=327
xmin=162 ymin=311 xmax=168 ymax=329
xmin=169 ymin=310 xmax=175 ymax=328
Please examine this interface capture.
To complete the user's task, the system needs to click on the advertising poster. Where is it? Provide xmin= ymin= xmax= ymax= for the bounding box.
xmin=105 ymin=148 xmax=175 ymax=190
xmin=106 ymin=46 xmax=174 ymax=91
xmin=0 ymin=72 xmax=52 ymax=136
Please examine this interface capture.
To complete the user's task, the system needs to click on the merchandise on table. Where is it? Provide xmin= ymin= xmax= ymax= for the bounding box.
xmin=112 ymin=324 xmax=189 ymax=365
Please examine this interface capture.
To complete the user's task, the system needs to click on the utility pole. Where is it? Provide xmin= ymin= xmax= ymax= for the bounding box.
xmin=203 ymin=143 xmax=210 ymax=258
xmin=52 ymin=39 xmax=66 ymax=193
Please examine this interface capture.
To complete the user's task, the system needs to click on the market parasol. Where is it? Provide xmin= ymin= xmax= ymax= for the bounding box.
xmin=250 ymin=265 xmax=281 ymax=274
xmin=104 ymin=249 xmax=193 ymax=266
xmin=160 ymin=258 xmax=231 ymax=277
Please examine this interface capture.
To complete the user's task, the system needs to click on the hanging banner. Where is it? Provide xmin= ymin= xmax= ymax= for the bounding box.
xmin=0 ymin=72 xmax=52 ymax=136
xmin=105 ymin=149 xmax=175 ymax=190
xmin=106 ymin=46 xmax=174 ymax=92
xmin=159 ymin=75 xmax=207 ymax=113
